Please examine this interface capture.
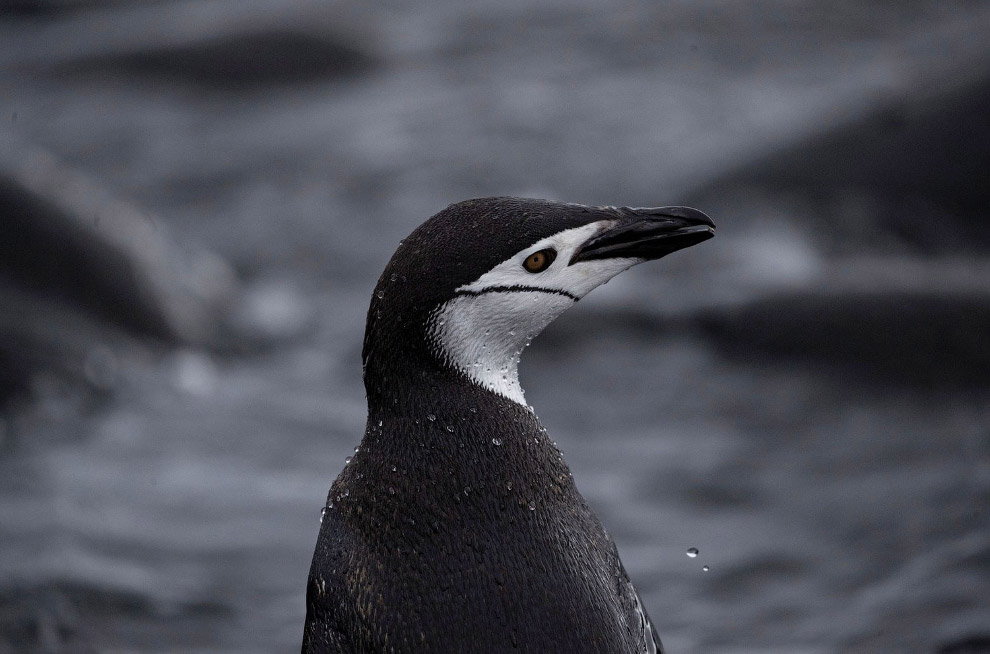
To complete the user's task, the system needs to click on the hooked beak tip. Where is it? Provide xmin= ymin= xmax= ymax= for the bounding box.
xmin=571 ymin=206 xmax=715 ymax=264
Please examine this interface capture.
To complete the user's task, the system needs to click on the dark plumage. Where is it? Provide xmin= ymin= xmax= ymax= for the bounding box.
xmin=303 ymin=197 xmax=713 ymax=653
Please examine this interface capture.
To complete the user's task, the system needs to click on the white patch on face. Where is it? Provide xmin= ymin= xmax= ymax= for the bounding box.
xmin=430 ymin=221 xmax=643 ymax=406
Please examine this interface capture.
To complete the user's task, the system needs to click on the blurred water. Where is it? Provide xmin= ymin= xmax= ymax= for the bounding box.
xmin=1 ymin=1 xmax=989 ymax=652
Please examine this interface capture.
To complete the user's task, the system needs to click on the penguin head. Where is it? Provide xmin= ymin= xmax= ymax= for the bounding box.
xmin=363 ymin=197 xmax=713 ymax=408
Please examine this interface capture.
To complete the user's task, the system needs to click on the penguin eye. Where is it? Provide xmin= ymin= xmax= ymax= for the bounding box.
xmin=522 ymin=248 xmax=557 ymax=273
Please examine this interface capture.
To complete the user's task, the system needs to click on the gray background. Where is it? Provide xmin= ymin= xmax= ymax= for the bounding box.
xmin=1 ymin=1 xmax=988 ymax=652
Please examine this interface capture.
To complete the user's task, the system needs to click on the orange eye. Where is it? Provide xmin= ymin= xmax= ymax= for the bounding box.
xmin=522 ymin=248 xmax=556 ymax=273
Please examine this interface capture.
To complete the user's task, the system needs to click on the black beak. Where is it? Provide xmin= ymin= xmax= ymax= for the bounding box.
xmin=570 ymin=206 xmax=715 ymax=264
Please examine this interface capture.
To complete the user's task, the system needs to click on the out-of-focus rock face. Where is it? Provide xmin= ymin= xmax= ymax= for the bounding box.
xmin=0 ymin=137 xmax=242 ymax=343
xmin=688 ymin=75 xmax=990 ymax=255
xmin=52 ymin=29 xmax=376 ymax=91
xmin=673 ymin=62 xmax=990 ymax=390
xmin=0 ymin=136 xmax=241 ymax=406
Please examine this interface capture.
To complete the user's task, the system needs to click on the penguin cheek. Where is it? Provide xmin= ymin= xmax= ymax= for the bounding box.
xmin=432 ymin=292 xmax=574 ymax=368
xmin=452 ymin=292 xmax=573 ymax=342
xmin=557 ymin=257 xmax=643 ymax=297
xmin=503 ymin=291 xmax=574 ymax=335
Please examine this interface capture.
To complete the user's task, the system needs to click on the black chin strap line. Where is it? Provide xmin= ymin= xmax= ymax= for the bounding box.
xmin=452 ymin=285 xmax=579 ymax=302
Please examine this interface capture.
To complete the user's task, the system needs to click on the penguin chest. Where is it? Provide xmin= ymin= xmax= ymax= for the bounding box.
xmin=306 ymin=491 xmax=644 ymax=653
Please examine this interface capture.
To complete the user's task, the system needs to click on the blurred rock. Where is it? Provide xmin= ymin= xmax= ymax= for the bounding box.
xmin=0 ymin=134 xmax=242 ymax=406
xmin=689 ymin=70 xmax=990 ymax=255
xmin=0 ymin=134 xmax=239 ymax=343
xmin=0 ymin=0 xmax=98 ymax=17
xmin=54 ymin=29 xmax=376 ymax=91
xmin=672 ymin=56 xmax=990 ymax=389
xmin=937 ymin=635 xmax=990 ymax=654
xmin=0 ymin=280 xmax=136 ymax=407
xmin=695 ymin=287 xmax=990 ymax=389
xmin=937 ymin=636 xmax=990 ymax=654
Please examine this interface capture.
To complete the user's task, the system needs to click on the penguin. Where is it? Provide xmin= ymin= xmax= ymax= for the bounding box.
xmin=302 ymin=197 xmax=714 ymax=653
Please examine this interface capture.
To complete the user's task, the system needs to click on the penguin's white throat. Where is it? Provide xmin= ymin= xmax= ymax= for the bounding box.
xmin=431 ymin=290 xmax=574 ymax=405
xmin=428 ymin=222 xmax=640 ymax=406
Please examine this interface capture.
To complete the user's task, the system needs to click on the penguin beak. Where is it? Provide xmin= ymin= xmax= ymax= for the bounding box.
xmin=569 ymin=206 xmax=715 ymax=264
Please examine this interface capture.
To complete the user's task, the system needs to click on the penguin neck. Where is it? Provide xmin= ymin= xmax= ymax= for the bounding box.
xmin=365 ymin=363 xmax=532 ymax=427
xmin=428 ymin=291 xmax=577 ymax=407
xmin=363 ymin=315 xmax=538 ymax=412
xmin=431 ymin=304 xmax=531 ymax=406
xmin=354 ymin=320 xmax=577 ymax=514
xmin=358 ymin=373 xmax=572 ymax=500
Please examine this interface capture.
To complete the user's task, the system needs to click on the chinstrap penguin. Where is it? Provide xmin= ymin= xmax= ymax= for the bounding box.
xmin=303 ymin=197 xmax=714 ymax=653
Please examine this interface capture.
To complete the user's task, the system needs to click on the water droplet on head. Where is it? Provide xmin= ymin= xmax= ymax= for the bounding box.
xmin=506 ymin=481 xmax=513 ymax=491
xmin=469 ymin=407 xmax=477 ymax=414
xmin=492 ymin=438 xmax=502 ymax=446
xmin=527 ymin=501 xmax=536 ymax=511
xmin=378 ymin=420 xmax=383 ymax=427
xmin=377 ymin=291 xmax=384 ymax=299
xmin=320 ymin=506 xmax=328 ymax=523
xmin=390 ymin=273 xmax=398 ymax=281
xmin=344 ymin=456 xmax=352 ymax=465
xmin=687 ymin=547 xmax=699 ymax=558
xmin=388 ymin=486 xmax=396 ymax=495
xmin=445 ymin=425 xmax=454 ymax=433
xmin=391 ymin=465 xmax=397 ymax=472
xmin=427 ymin=414 xmax=436 ymax=422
